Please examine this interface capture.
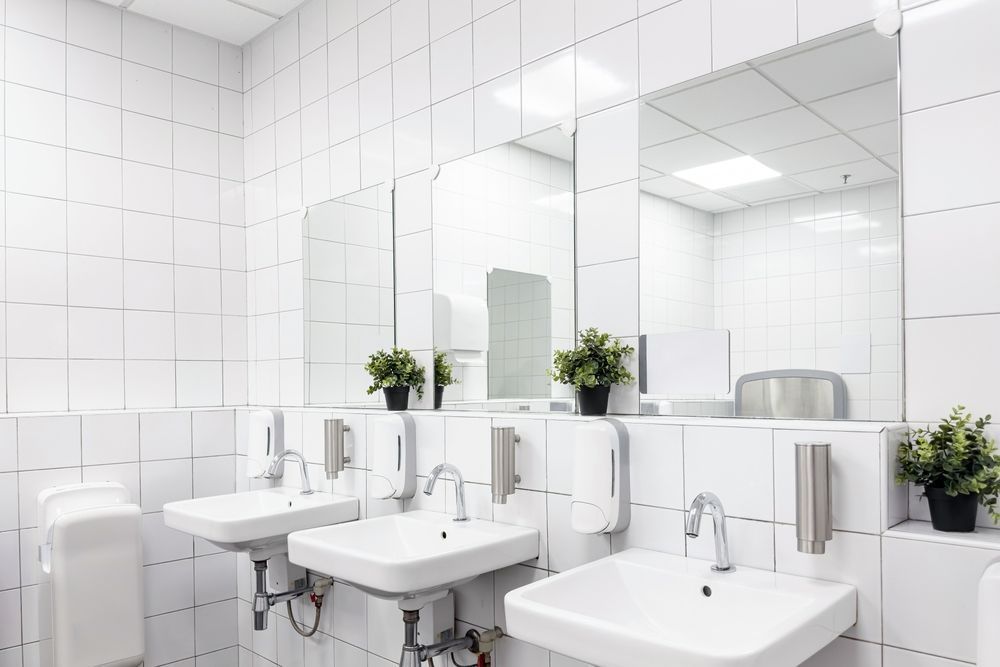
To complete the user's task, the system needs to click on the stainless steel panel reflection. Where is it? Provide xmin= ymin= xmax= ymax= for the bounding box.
xmin=735 ymin=370 xmax=846 ymax=419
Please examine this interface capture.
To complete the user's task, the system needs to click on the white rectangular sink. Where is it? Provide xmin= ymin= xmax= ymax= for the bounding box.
xmin=504 ymin=549 xmax=856 ymax=667
xmin=288 ymin=510 xmax=538 ymax=605
xmin=164 ymin=488 xmax=359 ymax=558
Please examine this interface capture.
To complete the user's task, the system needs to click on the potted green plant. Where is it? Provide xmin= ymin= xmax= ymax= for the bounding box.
xmin=549 ymin=328 xmax=635 ymax=416
xmin=433 ymin=350 xmax=460 ymax=410
xmin=364 ymin=347 xmax=425 ymax=411
xmin=896 ymin=405 xmax=1000 ymax=532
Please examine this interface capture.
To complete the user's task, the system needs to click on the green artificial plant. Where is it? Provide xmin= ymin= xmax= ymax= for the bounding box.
xmin=434 ymin=350 xmax=460 ymax=388
xmin=549 ymin=328 xmax=636 ymax=390
xmin=896 ymin=405 xmax=1000 ymax=522
xmin=364 ymin=347 xmax=425 ymax=399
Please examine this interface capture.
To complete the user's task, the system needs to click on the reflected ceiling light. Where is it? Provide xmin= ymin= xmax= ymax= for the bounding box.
xmin=673 ymin=156 xmax=781 ymax=190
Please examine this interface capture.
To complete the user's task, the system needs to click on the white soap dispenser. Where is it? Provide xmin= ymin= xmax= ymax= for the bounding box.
xmin=571 ymin=418 xmax=630 ymax=534
xmin=247 ymin=409 xmax=284 ymax=478
xmin=370 ymin=412 xmax=416 ymax=500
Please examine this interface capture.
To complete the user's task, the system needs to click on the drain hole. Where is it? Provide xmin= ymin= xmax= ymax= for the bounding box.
xmin=441 ymin=531 xmax=448 ymax=539
xmin=701 ymin=586 xmax=712 ymax=597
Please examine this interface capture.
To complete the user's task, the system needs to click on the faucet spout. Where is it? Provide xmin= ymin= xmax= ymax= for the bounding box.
xmin=686 ymin=491 xmax=733 ymax=572
xmin=423 ymin=463 xmax=469 ymax=522
xmin=265 ymin=449 xmax=314 ymax=495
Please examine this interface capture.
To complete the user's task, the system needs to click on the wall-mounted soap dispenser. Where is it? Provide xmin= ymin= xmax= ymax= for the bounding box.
xmin=571 ymin=418 xmax=630 ymax=534
xmin=491 ymin=426 xmax=520 ymax=504
xmin=370 ymin=413 xmax=416 ymax=499
xmin=248 ymin=409 xmax=284 ymax=478
xmin=324 ymin=418 xmax=352 ymax=479
xmin=795 ymin=441 xmax=833 ymax=554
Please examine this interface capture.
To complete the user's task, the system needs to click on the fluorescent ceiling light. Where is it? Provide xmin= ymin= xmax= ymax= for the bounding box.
xmin=673 ymin=156 xmax=781 ymax=190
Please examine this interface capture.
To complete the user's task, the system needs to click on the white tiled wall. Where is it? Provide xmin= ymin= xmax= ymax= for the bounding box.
xmin=0 ymin=408 xmax=241 ymax=666
xmin=0 ymin=0 xmax=248 ymax=413
xmin=487 ymin=269 xmax=553 ymax=399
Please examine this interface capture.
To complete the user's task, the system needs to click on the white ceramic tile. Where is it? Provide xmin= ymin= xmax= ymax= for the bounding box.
xmin=67 ymin=46 xmax=121 ymax=107
xmin=577 ymin=182 xmax=639 ymax=266
xmin=520 ymin=47 xmax=575 ymax=134
xmin=73 ymin=360 xmax=125 ymax=410
xmin=140 ymin=411 xmax=192 ymax=461
xmin=6 ymin=29 xmax=65 ymax=93
xmin=620 ymin=422 xmax=684 ymax=509
xmin=430 ymin=0 xmax=473 ymax=41
xmin=83 ymin=413 xmax=140 ymax=466
xmin=393 ymin=48 xmax=431 ymax=117
xmin=882 ymin=535 xmax=997 ymax=662
xmin=882 ymin=646 xmax=969 ymax=667
xmin=67 ymin=151 xmax=123 ymax=209
xmin=359 ymin=66 xmax=393 ymax=132
xmin=521 ymin=0 xmax=573 ymax=64
xmin=18 ymin=467 xmax=82 ymax=528
xmin=803 ymin=637 xmax=882 ymax=667
xmin=141 ymin=458 xmax=193 ymax=512
xmin=123 ymin=62 xmax=172 ymax=119
xmin=901 ymin=0 xmax=1000 ymax=112
xmin=711 ymin=0 xmax=797 ymax=70
xmin=0 ymin=476 xmax=18 ymax=532
xmin=144 ymin=559 xmax=194 ymax=617
xmin=638 ymin=0 xmax=711 ymax=95
xmin=5 ymin=83 xmax=65 ymax=146
xmin=145 ymin=608 xmax=195 ymax=666
xmin=576 ymin=22 xmax=637 ymax=117
xmin=443 ymin=416 xmax=491 ymax=484
xmin=575 ymin=0 xmax=637 ymax=39
xmin=902 ymin=92 xmax=1000 ymax=215
xmin=123 ymin=12 xmax=171 ymax=70
xmin=67 ymin=99 xmax=121 ymax=158
xmin=7 ymin=360 xmax=69 ymax=413
xmin=432 ymin=91 xmax=474 ymax=163
xmin=359 ymin=9 xmax=392 ymax=76
xmin=6 ymin=139 xmax=66 ymax=200
xmin=577 ymin=259 xmax=639 ymax=336
xmin=7 ymin=304 xmax=67 ymax=359
xmin=18 ymin=417 xmax=81 ymax=471
xmin=473 ymin=1 xmax=520 ymax=85
xmin=391 ymin=0 xmax=430 ymax=59
xmin=474 ymin=70 xmax=521 ymax=150
xmin=493 ymin=488 xmax=549 ymax=568
xmin=0 ymin=422 xmax=16 ymax=474
xmin=547 ymin=492 xmax=612 ymax=572
xmin=125 ymin=360 xmax=176 ymax=409
xmin=576 ymin=101 xmax=638 ymax=191
xmin=611 ymin=504 xmax=686 ymax=555
xmin=683 ymin=425 xmax=774 ymax=521
xmin=776 ymin=524 xmax=882 ymax=642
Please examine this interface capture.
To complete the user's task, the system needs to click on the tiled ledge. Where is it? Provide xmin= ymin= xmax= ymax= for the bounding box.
xmin=884 ymin=520 xmax=1000 ymax=551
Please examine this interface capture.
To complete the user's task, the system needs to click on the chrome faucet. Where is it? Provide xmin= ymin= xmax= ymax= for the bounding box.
xmin=685 ymin=491 xmax=733 ymax=572
xmin=423 ymin=463 xmax=469 ymax=522
xmin=264 ymin=449 xmax=313 ymax=495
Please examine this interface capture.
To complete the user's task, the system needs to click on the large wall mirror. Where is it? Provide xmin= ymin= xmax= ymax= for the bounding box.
xmin=303 ymin=183 xmax=394 ymax=406
xmin=638 ymin=25 xmax=902 ymax=421
xmin=431 ymin=126 xmax=576 ymax=412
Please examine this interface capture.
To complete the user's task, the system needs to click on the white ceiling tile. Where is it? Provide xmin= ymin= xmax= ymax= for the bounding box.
xmin=719 ymin=177 xmax=813 ymax=205
xmin=880 ymin=153 xmax=899 ymax=171
xmin=129 ymin=0 xmax=276 ymax=45
xmin=640 ymin=174 xmax=703 ymax=200
xmin=640 ymin=133 xmax=743 ymax=175
xmin=808 ymin=80 xmax=898 ymax=131
xmin=237 ymin=0 xmax=303 ymax=16
xmin=639 ymin=165 xmax=662 ymax=180
xmin=849 ymin=120 xmax=898 ymax=157
xmin=756 ymin=134 xmax=871 ymax=175
xmin=758 ymin=30 xmax=897 ymax=102
xmin=672 ymin=191 xmax=744 ymax=213
xmin=640 ymin=104 xmax=697 ymax=148
xmin=514 ymin=128 xmax=574 ymax=162
xmin=791 ymin=158 xmax=897 ymax=191
xmin=708 ymin=106 xmax=837 ymax=155
xmin=648 ymin=69 xmax=795 ymax=130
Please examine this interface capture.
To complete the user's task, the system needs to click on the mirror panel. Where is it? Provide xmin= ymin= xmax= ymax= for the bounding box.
xmin=638 ymin=26 xmax=902 ymax=421
xmin=432 ymin=127 xmax=576 ymax=412
xmin=303 ymin=183 xmax=395 ymax=406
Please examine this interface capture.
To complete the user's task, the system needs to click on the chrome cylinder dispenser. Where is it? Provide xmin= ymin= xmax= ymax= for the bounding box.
xmin=324 ymin=418 xmax=351 ymax=480
xmin=491 ymin=427 xmax=520 ymax=504
xmin=795 ymin=441 xmax=833 ymax=554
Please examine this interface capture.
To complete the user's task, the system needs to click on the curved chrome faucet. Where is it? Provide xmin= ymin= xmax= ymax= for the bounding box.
xmin=685 ymin=491 xmax=733 ymax=572
xmin=424 ymin=463 xmax=469 ymax=522
xmin=265 ymin=449 xmax=313 ymax=495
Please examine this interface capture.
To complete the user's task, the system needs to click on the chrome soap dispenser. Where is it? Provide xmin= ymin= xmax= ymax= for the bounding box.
xmin=795 ymin=441 xmax=833 ymax=554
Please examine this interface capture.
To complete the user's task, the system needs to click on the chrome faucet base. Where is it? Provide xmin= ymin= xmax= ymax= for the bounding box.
xmin=686 ymin=491 xmax=735 ymax=573
xmin=424 ymin=462 xmax=469 ymax=522
xmin=264 ymin=449 xmax=314 ymax=495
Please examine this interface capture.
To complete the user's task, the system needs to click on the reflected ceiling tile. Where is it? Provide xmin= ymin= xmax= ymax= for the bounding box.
xmin=755 ymin=135 xmax=870 ymax=174
xmin=514 ymin=127 xmax=574 ymax=162
xmin=758 ymin=31 xmax=897 ymax=102
xmin=791 ymin=158 xmax=897 ymax=191
xmin=640 ymin=105 xmax=697 ymax=148
xmin=880 ymin=153 xmax=899 ymax=170
xmin=639 ymin=174 xmax=703 ymax=200
xmin=709 ymin=106 xmax=837 ymax=154
xmin=672 ymin=191 xmax=744 ymax=213
xmin=128 ymin=0 xmax=276 ymax=45
xmin=648 ymin=70 xmax=795 ymax=130
xmin=849 ymin=120 xmax=898 ymax=157
xmin=640 ymin=133 xmax=742 ymax=175
xmin=808 ymin=80 xmax=898 ymax=131
xmin=719 ymin=177 xmax=813 ymax=205
xmin=238 ymin=0 xmax=302 ymax=15
xmin=639 ymin=165 xmax=663 ymax=180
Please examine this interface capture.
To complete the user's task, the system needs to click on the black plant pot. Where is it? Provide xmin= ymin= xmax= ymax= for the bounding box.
xmin=925 ymin=486 xmax=979 ymax=532
xmin=382 ymin=386 xmax=410 ymax=411
xmin=434 ymin=385 xmax=444 ymax=410
xmin=578 ymin=385 xmax=611 ymax=416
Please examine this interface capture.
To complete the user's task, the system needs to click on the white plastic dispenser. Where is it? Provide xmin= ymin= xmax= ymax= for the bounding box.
xmin=433 ymin=292 xmax=488 ymax=363
xmin=370 ymin=412 xmax=417 ymax=499
xmin=248 ymin=408 xmax=284 ymax=477
xmin=979 ymin=561 xmax=1000 ymax=664
xmin=37 ymin=482 xmax=144 ymax=667
xmin=571 ymin=418 xmax=630 ymax=535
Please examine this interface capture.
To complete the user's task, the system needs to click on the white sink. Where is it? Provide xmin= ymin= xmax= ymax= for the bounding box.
xmin=164 ymin=488 xmax=359 ymax=559
xmin=504 ymin=549 xmax=856 ymax=667
xmin=288 ymin=510 xmax=539 ymax=608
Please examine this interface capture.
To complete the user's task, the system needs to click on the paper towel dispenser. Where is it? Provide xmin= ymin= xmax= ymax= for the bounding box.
xmin=571 ymin=418 xmax=630 ymax=535
xmin=433 ymin=292 xmax=488 ymax=364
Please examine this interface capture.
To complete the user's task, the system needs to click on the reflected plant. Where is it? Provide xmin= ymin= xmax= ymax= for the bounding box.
xmin=434 ymin=349 xmax=460 ymax=388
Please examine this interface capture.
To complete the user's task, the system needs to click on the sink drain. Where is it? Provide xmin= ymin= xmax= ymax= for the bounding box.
xmin=701 ymin=585 xmax=712 ymax=597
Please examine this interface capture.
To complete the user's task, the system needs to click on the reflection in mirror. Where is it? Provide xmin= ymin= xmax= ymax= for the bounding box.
xmin=432 ymin=127 xmax=575 ymax=412
xmin=303 ymin=184 xmax=394 ymax=406
xmin=638 ymin=26 xmax=901 ymax=421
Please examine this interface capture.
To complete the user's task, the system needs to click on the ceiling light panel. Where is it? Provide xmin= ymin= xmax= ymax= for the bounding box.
xmin=673 ymin=156 xmax=781 ymax=191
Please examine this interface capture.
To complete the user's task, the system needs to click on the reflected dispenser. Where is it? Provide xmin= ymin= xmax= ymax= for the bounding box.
xmin=433 ymin=292 xmax=488 ymax=364
xmin=370 ymin=413 xmax=416 ymax=499
xmin=571 ymin=419 xmax=630 ymax=535
xmin=795 ymin=441 xmax=833 ymax=554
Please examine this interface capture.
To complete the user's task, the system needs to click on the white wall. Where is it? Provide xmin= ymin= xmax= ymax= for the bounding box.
xmin=0 ymin=0 xmax=248 ymax=413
